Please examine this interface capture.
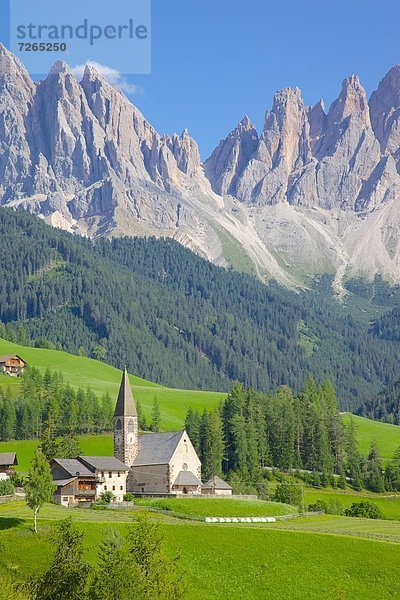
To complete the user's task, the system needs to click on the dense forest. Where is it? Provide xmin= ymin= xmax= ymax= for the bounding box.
xmin=0 ymin=368 xmax=114 ymax=442
xmin=358 ymin=379 xmax=400 ymax=424
xmin=1 ymin=208 xmax=400 ymax=411
xmin=185 ymin=378 xmax=400 ymax=493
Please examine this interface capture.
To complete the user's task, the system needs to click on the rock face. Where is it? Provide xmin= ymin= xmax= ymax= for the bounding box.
xmin=2 ymin=44 xmax=400 ymax=292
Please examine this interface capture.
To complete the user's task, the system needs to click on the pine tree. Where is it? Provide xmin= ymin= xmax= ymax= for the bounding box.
xmin=25 ymin=449 xmax=55 ymax=533
xmin=344 ymin=418 xmax=363 ymax=490
xmin=89 ymin=530 xmax=144 ymax=600
xmin=151 ymin=398 xmax=161 ymax=433
xmin=128 ymin=515 xmax=186 ymax=599
xmin=28 ymin=518 xmax=90 ymax=598
xmin=365 ymin=441 xmax=385 ymax=492
xmin=40 ymin=417 xmax=59 ymax=463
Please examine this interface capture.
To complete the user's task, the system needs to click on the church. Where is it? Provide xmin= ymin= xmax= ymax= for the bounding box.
xmin=114 ymin=369 xmax=203 ymax=495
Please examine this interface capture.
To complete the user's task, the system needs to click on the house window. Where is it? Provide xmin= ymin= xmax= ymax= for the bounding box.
xmin=112 ymin=486 xmax=115 ymax=491
xmin=62 ymin=497 xmax=68 ymax=502
xmin=104 ymin=486 xmax=107 ymax=491
xmin=117 ymin=472 xmax=120 ymax=477
xmin=109 ymin=472 xmax=112 ymax=478
xmin=120 ymin=486 xmax=123 ymax=491
xmin=101 ymin=472 xmax=104 ymax=477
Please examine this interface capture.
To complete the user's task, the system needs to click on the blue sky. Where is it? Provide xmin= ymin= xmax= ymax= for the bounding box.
xmin=1 ymin=0 xmax=400 ymax=157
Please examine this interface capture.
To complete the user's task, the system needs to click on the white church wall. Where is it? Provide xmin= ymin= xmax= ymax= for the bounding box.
xmin=169 ymin=431 xmax=202 ymax=489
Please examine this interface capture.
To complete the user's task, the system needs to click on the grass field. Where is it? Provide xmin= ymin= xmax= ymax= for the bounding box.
xmin=135 ymin=497 xmax=297 ymax=518
xmin=0 ymin=339 xmax=226 ymax=429
xmin=342 ymin=413 xmax=400 ymax=461
xmin=304 ymin=487 xmax=400 ymax=520
xmin=0 ymin=501 xmax=399 ymax=599
xmin=0 ymin=435 xmax=113 ymax=473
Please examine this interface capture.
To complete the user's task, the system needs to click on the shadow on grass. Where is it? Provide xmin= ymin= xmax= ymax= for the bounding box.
xmin=0 ymin=517 xmax=24 ymax=531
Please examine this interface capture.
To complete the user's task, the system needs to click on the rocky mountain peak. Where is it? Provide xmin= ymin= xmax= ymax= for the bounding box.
xmin=370 ymin=65 xmax=400 ymax=156
xmin=328 ymin=75 xmax=370 ymax=126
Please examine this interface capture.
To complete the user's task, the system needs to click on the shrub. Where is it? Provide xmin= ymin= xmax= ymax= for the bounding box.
xmin=273 ymin=481 xmax=302 ymax=506
xmin=308 ymin=499 xmax=344 ymax=515
xmin=344 ymin=502 xmax=384 ymax=520
xmin=99 ymin=491 xmax=114 ymax=504
xmin=0 ymin=478 xmax=14 ymax=496
xmin=123 ymin=493 xmax=135 ymax=502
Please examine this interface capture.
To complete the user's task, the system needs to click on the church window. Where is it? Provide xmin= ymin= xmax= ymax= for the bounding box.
xmin=116 ymin=419 xmax=122 ymax=431
xmin=182 ymin=463 xmax=188 ymax=471
xmin=128 ymin=419 xmax=135 ymax=433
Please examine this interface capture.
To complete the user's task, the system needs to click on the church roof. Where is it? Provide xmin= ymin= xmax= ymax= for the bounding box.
xmin=203 ymin=475 xmax=233 ymax=490
xmin=79 ymin=456 xmax=130 ymax=472
xmin=173 ymin=470 xmax=202 ymax=487
xmin=132 ymin=431 xmax=184 ymax=466
xmin=114 ymin=369 xmax=137 ymax=417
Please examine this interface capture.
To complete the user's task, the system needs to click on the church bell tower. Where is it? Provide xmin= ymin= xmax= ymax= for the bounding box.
xmin=114 ymin=368 xmax=139 ymax=466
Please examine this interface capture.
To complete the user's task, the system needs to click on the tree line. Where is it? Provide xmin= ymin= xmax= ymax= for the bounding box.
xmin=1 ymin=208 xmax=400 ymax=411
xmin=185 ymin=378 xmax=400 ymax=493
xmin=0 ymin=367 xmax=114 ymax=441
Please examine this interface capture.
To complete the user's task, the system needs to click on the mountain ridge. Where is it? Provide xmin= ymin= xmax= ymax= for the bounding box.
xmin=2 ymin=44 xmax=400 ymax=292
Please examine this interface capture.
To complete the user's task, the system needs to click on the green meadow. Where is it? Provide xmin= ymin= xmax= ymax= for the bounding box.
xmin=304 ymin=487 xmax=400 ymax=520
xmin=135 ymin=497 xmax=297 ymax=518
xmin=342 ymin=413 xmax=400 ymax=462
xmin=0 ymin=339 xmax=226 ymax=430
xmin=0 ymin=501 xmax=399 ymax=600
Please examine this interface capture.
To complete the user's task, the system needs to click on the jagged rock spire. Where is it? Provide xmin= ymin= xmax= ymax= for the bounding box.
xmin=114 ymin=368 xmax=137 ymax=417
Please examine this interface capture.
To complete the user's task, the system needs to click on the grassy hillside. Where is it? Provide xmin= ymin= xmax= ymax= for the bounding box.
xmin=0 ymin=502 xmax=399 ymax=599
xmin=0 ymin=339 xmax=225 ymax=430
xmin=342 ymin=413 xmax=400 ymax=461
xmin=304 ymin=488 xmax=400 ymax=521
xmin=135 ymin=497 xmax=297 ymax=518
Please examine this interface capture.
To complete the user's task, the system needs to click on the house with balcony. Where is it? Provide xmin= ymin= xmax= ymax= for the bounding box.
xmin=51 ymin=456 xmax=129 ymax=506
xmin=0 ymin=355 xmax=26 ymax=377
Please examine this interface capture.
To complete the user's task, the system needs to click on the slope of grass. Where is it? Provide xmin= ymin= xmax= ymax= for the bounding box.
xmin=0 ymin=435 xmax=113 ymax=473
xmin=135 ymin=497 xmax=297 ymax=518
xmin=304 ymin=487 xmax=400 ymax=521
xmin=342 ymin=413 xmax=400 ymax=461
xmin=0 ymin=339 xmax=226 ymax=429
xmin=271 ymin=513 xmax=400 ymax=544
xmin=0 ymin=503 xmax=399 ymax=600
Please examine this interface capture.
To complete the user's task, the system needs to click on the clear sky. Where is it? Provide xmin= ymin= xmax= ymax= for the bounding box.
xmin=1 ymin=0 xmax=400 ymax=158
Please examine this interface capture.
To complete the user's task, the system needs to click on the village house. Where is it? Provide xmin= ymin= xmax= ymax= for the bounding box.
xmin=51 ymin=456 xmax=129 ymax=506
xmin=0 ymin=354 xmax=26 ymax=377
xmin=0 ymin=452 xmax=18 ymax=480
xmin=202 ymin=475 xmax=233 ymax=496
xmin=114 ymin=369 xmax=202 ymax=496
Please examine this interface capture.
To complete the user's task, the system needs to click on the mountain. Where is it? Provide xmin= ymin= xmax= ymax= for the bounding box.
xmin=2 ymin=44 xmax=400 ymax=291
xmin=2 ymin=208 xmax=400 ymax=411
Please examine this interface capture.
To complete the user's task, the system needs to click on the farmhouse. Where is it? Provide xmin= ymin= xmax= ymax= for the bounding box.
xmin=0 ymin=354 xmax=26 ymax=377
xmin=202 ymin=475 xmax=233 ymax=496
xmin=114 ymin=369 xmax=202 ymax=495
xmin=51 ymin=456 xmax=129 ymax=506
xmin=0 ymin=452 xmax=18 ymax=480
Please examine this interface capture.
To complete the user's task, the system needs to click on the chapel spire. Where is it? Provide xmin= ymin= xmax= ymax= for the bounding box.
xmin=114 ymin=368 xmax=137 ymax=417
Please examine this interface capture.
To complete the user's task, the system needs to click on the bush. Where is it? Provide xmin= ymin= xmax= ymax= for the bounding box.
xmin=123 ymin=493 xmax=135 ymax=502
xmin=273 ymin=481 xmax=302 ymax=506
xmin=99 ymin=491 xmax=114 ymax=504
xmin=0 ymin=478 xmax=14 ymax=496
xmin=10 ymin=472 xmax=26 ymax=488
xmin=308 ymin=499 xmax=344 ymax=515
xmin=344 ymin=502 xmax=384 ymax=520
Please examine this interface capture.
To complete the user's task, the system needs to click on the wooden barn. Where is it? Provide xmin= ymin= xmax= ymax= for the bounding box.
xmin=0 ymin=354 xmax=26 ymax=377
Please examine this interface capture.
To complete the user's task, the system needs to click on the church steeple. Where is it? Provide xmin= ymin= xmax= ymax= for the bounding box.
xmin=114 ymin=369 xmax=139 ymax=466
xmin=114 ymin=368 xmax=137 ymax=417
